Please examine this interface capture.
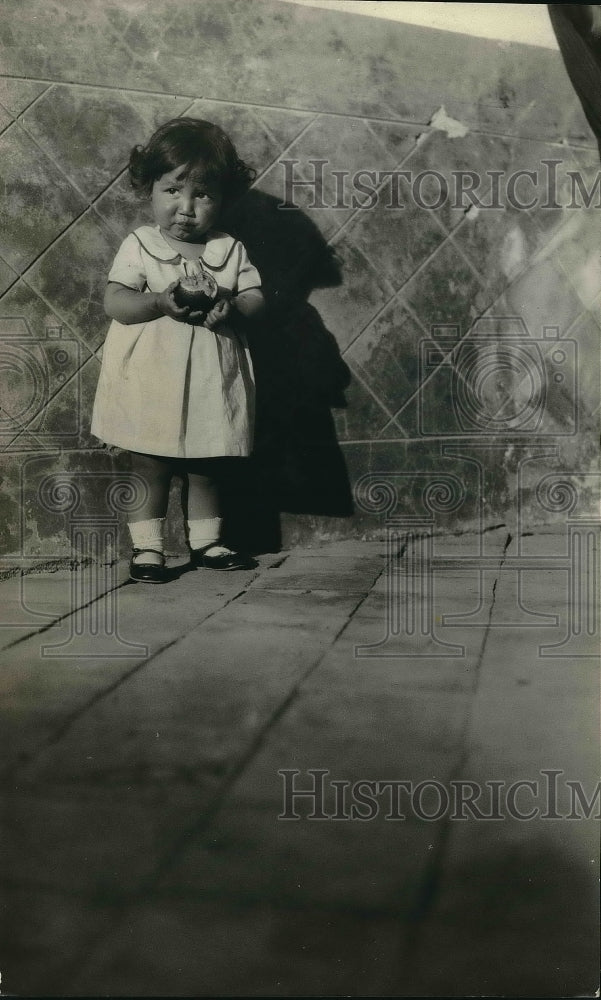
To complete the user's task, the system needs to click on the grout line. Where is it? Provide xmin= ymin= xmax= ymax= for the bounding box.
xmin=345 ymin=359 xmax=410 ymax=436
xmin=0 ymin=575 xmax=132 ymax=657
xmin=3 ymin=563 xmax=284 ymax=776
xmin=0 ymin=73 xmax=598 ymax=151
xmin=17 ymin=116 xmax=97 ymax=203
xmin=0 ymin=114 xmax=15 ymax=140
xmin=323 ymin=131 xmax=431 ymax=247
xmin=339 ymin=222 xmax=454 ymax=362
xmin=0 ymin=208 xmax=110 ymax=304
xmin=248 ymin=104 xmax=315 ymax=152
xmin=251 ymin=113 xmax=322 ymax=189
xmin=336 ymin=432 xmax=584 ymax=445
xmin=0 ymin=73 xmax=433 ymax=130
xmin=371 ymin=202 xmax=599 ymax=437
xmin=1 ymin=341 xmax=99 ymax=455
xmin=14 ymin=81 xmax=55 ymax=119
xmin=0 ymin=94 xmax=202 ymax=309
xmin=0 ymin=82 xmax=54 ymax=139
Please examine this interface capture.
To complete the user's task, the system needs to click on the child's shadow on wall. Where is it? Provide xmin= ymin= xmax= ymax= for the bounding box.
xmin=221 ymin=189 xmax=354 ymax=553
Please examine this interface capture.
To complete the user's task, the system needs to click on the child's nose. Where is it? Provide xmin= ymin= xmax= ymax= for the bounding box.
xmin=179 ymin=194 xmax=195 ymax=215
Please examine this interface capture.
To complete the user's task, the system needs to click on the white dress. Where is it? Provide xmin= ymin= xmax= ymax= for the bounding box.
xmin=91 ymin=225 xmax=260 ymax=458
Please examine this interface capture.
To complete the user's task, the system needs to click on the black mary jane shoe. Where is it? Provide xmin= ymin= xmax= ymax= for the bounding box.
xmin=129 ymin=547 xmax=169 ymax=584
xmin=191 ymin=545 xmax=256 ymax=571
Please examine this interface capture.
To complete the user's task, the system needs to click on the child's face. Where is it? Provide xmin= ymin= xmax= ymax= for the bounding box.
xmin=152 ymin=165 xmax=222 ymax=241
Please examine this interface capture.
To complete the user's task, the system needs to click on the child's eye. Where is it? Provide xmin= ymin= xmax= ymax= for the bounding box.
xmin=166 ymin=187 xmax=179 ymax=195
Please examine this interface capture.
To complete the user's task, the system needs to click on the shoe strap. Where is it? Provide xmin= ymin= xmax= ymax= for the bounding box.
xmin=131 ymin=547 xmax=165 ymax=559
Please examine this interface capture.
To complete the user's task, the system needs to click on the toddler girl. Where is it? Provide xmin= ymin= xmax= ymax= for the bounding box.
xmin=91 ymin=118 xmax=265 ymax=582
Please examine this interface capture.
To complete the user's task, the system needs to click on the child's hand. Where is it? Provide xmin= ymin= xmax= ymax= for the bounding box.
xmin=155 ymin=281 xmax=191 ymax=321
xmin=203 ymin=299 xmax=232 ymax=329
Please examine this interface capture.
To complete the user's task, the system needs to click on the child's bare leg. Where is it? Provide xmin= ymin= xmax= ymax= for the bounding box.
xmin=128 ymin=452 xmax=172 ymax=567
xmin=185 ymin=461 xmax=254 ymax=570
xmin=185 ymin=467 xmax=222 ymax=551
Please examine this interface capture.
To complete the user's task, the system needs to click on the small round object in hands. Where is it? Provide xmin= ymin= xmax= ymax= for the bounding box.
xmin=172 ymin=271 xmax=219 ymax=311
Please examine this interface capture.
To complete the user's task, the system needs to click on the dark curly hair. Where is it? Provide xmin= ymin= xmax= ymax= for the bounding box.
xmin=128 ymin=118 xmax=255 ymax=202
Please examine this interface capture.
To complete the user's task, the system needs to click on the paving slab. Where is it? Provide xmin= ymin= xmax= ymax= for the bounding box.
xmin=154 ymin=689 xmax=471 ymax=913
xmin=0 ymin=884 xmax=121 ymax=999
xmin=405 ymin=816 xmax=599 ymax=997
xmin=249 ymin=561 xmax=383 ymax=593
xmin=399 ymin=552 xmax=600 ymax=998
xmin=0 ymin=564 xmax=130 ymax=651
xmin=65 ymin=898 xmax=407 ymax=998
xmin=1 ymin=785 xmax=199 ymax=896
xmin=1 ymin=532 xmax=598 ymax=997
xmin=0 ymin=557 xmax=279 ymax=770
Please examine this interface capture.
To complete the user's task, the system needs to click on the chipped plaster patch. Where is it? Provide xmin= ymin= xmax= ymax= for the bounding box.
xmin=428 ymin=105 xmax=469 ymax=139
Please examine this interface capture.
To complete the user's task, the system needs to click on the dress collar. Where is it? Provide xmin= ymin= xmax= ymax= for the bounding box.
xmin=133 ymin=225 xmax=236 ymax=269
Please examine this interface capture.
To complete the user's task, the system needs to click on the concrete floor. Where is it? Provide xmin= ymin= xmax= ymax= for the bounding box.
xmin=0 ymin=527 xmax=598 ymax=997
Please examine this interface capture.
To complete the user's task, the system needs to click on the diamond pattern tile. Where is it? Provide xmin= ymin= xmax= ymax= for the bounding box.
xmin=451 ymin=209 xmax=543 ymax=304
xmin=566 ymin=311 xmax=601 ymax=419
xmin=0 ymin=125 xmax=86 ymax=274
xmin=21 ymin=86 xmax=194 ymax=200
xmin=92 ymin=174 xmax=154 ymax=242
xmin=187 ymin=99 xmax=313 ymax=179
xmin=0 ymin=79 xmax=49 ymax=117
xmin=255 ymin=156 xmax=344 ymax=241
xmin=309 ymin=237 xmax=395 ymax=350
xmin=8 ymin=352 xmax=103 ymax=451
xmin=0 ymin=256 xmax=18 ymax=297
xmin=503 ymin=257 xmax=585 ymax=339
xmin=0 ymin=280 xmax=85 ymax=450
xmin=0 ymin=2 xmax=155 ymax=90
xmin=25 ymin=212 xmax=121 ymax=352
xmin=550 ymin=210 xmax=601 ymax=309
xmin=0 ymin=0 xmax=598 ymax=547
xmin=341 ymin=184 xmax=449 ymax=292
xmin=401 ymin=239 xmax=488 ymax=336
xmin=0 ymin=106 xmax=13 ymax=133
xmin=336 ymin=365 xmax=403 ymax=442
xmin=282 ymin=114 xmax=415 ymax=209
xmin=344 ymin=297 xmax=424 ymax=418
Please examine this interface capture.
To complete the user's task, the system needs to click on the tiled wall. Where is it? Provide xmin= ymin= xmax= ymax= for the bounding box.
xmin=0 ymin=0 xmax=599 ymax=559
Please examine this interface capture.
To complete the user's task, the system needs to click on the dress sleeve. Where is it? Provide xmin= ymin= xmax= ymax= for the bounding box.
xmin=107 ymin=233 xmax=147 ymax=291
xmin=236 ymin=242 xmax=262 ymax=293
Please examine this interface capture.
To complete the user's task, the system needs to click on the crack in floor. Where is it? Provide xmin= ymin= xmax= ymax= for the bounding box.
xmin=104 ymin=558 xmax=392 ymax=901
xmin=401 ymin=530 xmax=512 ymax=967
xmin=3 ymin=558 xmax=293 ymax=778
xmin=46 ymin=559 xmax=392 ymax=988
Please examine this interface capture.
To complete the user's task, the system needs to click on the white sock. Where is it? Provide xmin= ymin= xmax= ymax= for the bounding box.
xmin=128 ymin=518 xmax=165 ymax=566
xmin=187 ymin=516 xmax=223 ymax=551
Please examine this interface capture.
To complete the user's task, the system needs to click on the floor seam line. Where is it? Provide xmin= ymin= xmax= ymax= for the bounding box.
xmin=400 ymin=529 xmax=511 ymax=968
xmin=2 ymin=562 xmax=285 ymax=775
xmin=125 ymin=563 xmax=387 ymax=895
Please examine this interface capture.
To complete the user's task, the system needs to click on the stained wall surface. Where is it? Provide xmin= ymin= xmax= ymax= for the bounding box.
xmin=0 ymin=0 xmax=599 ymax=559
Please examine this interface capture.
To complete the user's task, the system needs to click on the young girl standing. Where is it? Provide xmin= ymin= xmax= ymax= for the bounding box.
xmin=91 ymin=118 xmax=265 ymax=582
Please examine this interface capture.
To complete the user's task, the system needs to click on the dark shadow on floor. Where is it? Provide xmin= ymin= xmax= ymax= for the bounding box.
xmin=219 ymin=188 xmax=354 ymax=553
